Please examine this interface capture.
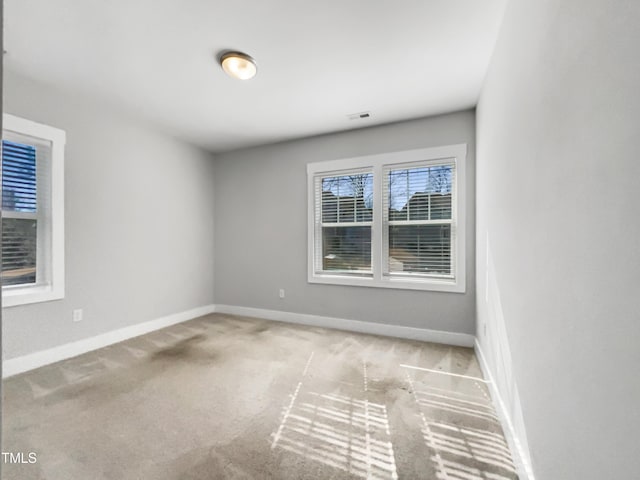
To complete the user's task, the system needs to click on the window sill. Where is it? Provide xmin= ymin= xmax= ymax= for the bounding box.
xmin=308 ymin=273 xmax=465 ymax=293
xmin=2 ymin=285 xmax=64 ymax=307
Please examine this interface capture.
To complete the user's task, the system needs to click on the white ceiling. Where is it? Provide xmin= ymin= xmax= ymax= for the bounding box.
xmin=4 ymin=0 xmax=507 ymax=153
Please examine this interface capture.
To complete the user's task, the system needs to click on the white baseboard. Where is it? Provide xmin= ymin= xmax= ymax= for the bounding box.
xmin=475 ymin=340 xmax=535 ymax=480
xmin=2 ymin=302 xmax=474 ymax=377
xmin=214 ymin=304 xmax=475 ymax=347
xmin=2 ymin=304 xmax=216 ymax=378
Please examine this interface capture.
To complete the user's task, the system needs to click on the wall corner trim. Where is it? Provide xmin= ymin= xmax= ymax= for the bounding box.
xmin=475 ymin=339 xmax=536 ymax=480
xmin=2 ymin=304 xmax=216 ymax=378
xmin=215 ymin=304 xmax=475 ymax=347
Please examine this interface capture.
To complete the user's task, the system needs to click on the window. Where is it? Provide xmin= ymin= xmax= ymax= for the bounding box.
xmin=2 ymin=114 xmax=65 ymax=307
xmin=315 ymin=170 xmax=374 ymax=275
xmin=308 ymin=145 xmax=466 ymax=292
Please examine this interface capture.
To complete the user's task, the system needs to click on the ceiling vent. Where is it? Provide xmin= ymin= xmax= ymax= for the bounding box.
xmin=347 ymin=111 xmax=371 ymax=120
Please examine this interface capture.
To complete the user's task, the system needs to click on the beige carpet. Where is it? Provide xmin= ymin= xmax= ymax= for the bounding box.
xmin=2 ymin=313 xmax=518 ymax=479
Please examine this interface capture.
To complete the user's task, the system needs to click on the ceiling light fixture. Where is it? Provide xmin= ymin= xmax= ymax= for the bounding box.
xmin=220 ymin=51 xmax=257 ymax=80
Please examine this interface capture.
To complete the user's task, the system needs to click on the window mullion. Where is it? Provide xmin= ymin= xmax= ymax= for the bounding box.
xmin=372 ymin=163 xmax=383 ymax=282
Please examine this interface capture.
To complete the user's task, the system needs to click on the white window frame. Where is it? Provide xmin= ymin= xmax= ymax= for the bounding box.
xmin=2 ymin=114 xmax=66 ymax=307
xmin=307 ymin=144 xmax=466 ymax=293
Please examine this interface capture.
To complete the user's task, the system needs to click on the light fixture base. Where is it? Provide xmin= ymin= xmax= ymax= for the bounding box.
xmin=219 ymin=51 xmax=257 ymax=80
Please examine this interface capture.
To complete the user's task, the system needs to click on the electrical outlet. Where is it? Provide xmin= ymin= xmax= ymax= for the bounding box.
xmin=73 ymin=309 xmax=83 ymax=322
xmin=279 ymin=289 xmax=285 ymax=299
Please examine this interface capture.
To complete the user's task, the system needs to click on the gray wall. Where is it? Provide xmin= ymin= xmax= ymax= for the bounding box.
xmin=3 ymin=70 xmax=216 ymax=359
xmin=214 ymin=111 xmax=476 ymax=334
xmin=476 ymin=0 xmax=640 ymax=478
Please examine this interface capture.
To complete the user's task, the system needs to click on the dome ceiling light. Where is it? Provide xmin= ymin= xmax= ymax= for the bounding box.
xmin=220 ymin=51 xmax=257 ymax=80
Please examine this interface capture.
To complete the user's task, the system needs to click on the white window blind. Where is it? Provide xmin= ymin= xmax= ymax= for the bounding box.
xmin=314 ymin=170 xmax=373 ymax=275
xmin=383 ymin=161 xmax=456 ymax=279
xmin=2 ymin=134 xmax=53 ymax=287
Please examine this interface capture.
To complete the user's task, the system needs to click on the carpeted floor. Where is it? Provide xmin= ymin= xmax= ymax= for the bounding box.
xmin=2 ymin=313 xmax=518 ymax=479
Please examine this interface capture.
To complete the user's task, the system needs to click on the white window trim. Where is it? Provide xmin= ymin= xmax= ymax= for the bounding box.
xmin=2 ymin=114 xmax=66 ymax=307
xmin=307 ymin=144 xmax=466 ymax=293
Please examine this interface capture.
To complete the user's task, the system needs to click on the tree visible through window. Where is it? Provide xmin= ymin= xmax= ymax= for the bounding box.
xmin=308 ymin=144 xmax=465 ymax=292
xmin=320 ymin=172 xmax=373 ymax=273
xmin=386 ymin=165 xmax=454 ymax=276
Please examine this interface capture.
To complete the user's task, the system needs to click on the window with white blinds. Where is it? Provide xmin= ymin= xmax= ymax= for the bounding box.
xmin=314 ymin=171 xmax=373 ymax=275
xmin=2 ymin=139 xmax=40 ymax=286
xmin=383 ymin=162 xmax=455 ymax=278
xmin=2 ymin=114 xmax=66 ymax=307
xmin=308 ymin=145 xmax=466 ymax=292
